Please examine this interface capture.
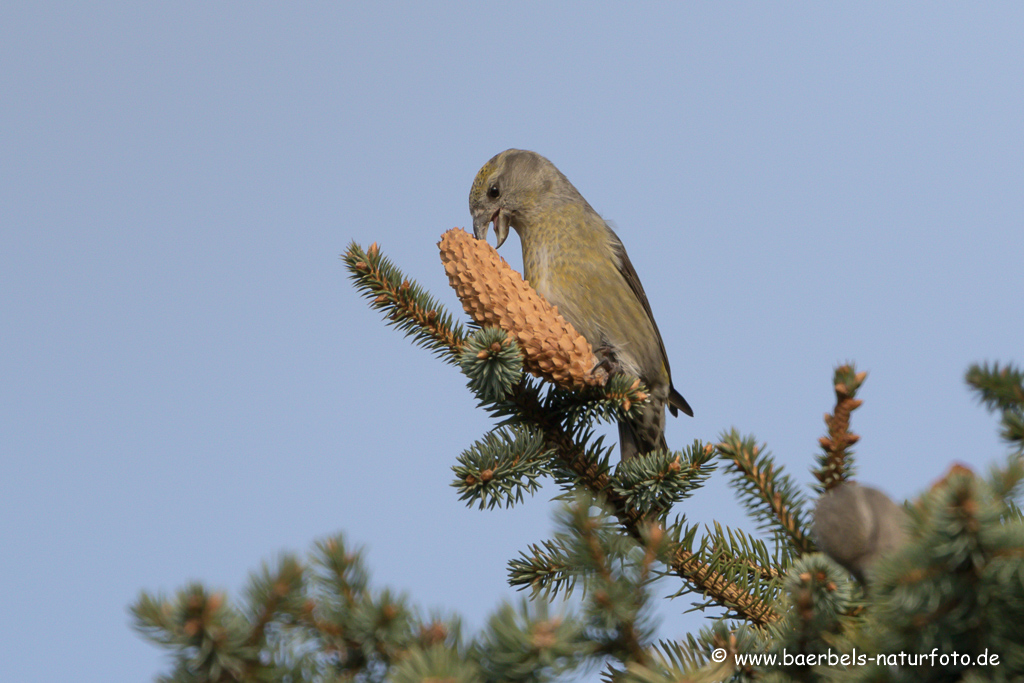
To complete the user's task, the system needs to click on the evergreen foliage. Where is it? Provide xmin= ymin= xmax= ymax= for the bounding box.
xmin=967 ymin=362 xmax=1024 ymax=455
xmin=133 ymin=242 xmax=1024 ymax=682
xmin=459 ymin=326 xmax=524 ymax=403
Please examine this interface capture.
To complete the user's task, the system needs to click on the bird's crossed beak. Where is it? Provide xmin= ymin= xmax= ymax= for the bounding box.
xmin=473 ymin=208 xmax=511 ymax=249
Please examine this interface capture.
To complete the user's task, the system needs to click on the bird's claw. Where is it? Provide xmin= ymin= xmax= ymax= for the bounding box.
xmin=593 ymin=345 xmax=622 ymax=376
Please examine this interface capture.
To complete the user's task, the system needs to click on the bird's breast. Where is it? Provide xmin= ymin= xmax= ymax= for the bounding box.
xmin=522 ymin=240 xmax=553 ymax=299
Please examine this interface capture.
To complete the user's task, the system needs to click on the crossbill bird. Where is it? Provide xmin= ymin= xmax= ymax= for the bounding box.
xmin=469 ymin=149 xmax=692 ymax=459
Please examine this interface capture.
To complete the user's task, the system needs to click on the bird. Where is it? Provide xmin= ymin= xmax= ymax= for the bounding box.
xmin=468 ymin=149 xmax=691 ymax=459
xmin=813 ymin=482 xmax=908 ymax=583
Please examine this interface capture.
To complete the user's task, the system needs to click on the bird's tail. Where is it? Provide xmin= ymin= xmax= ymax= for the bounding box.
xmin=668 ymin=385 xmax=693 ymax=418
xmin=617 ymin=419 xmax=668 ymax=461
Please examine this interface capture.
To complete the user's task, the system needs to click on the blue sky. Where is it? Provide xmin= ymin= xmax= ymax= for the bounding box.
xmin=2 ymin=3 xmax=1023 ymax=681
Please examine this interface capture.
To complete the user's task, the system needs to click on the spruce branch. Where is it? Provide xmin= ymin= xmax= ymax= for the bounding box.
xmin=136 ymin=534 xmax=571 ymax=683
xmin=967 ymin=362 xmax=1024 ymax=413
xmin=347 ymin=237 xmax=776 ymax=622
xmin=670 ymin=545 xmax=781 ymax=627
xmin=850 ymin=462 xmax=1024 ymax=679
xmin=296 ymin=536 xmax=446 ymax=680
xmin=508 ymin=495 xmax=694 ymax=677
xmin=309 ymin=534 xmax=369 ymax=605
xmin=967 ymin=361 xmax=1024 ymax=454
xmin=508 ymin=495 xmax=661 ymax=600
xmin=544 ymin=374 xmax=656 ymax=435
xmin=508 ymin=536 xmax=580 ymax=597
xmin=132 ymin=557 xmax=305 ymax=683
xmin=388 ymin=643 xmax=482 ymax=683
xmin=460 ymin=326 xmax=524 ymax=403
xmin=702 ymin=522 xmax=786 ymax=588
xmin=545 ymin=429 xmax=617 ymax=493
xmin=560 ymin=495 xmax=658 ymax=667
xmin=717 ymin=430 xmax=815 ymax=556
xmin=138 ymin=339 xmax=1024 ymax=682
xmin=625 ymin=622 xmax=768 ymax=683
xmin=632 ymin=557 xmax=854 ymax=682
xmin=344 ymin=240 xmax=467 ymax=364
xmin=451 ymin=425 xmax=555 ymax=510
xmin=662 ymin=521 xmax=785 ymax=626
xmin=812 ymin=363 xmax=867 ymax=491
xmin=502 ymin=378 xmax=775 ymax=621
xmin=242 ymin=555 xmax=305 ymax=648
xmin=987 ymin=455 xmax=1024 ymax=507
xmin=474 ymin=600 xmax=594 ymax=682
xmin=767 ymin=554 xmax=854 ymax=658
xmin=611 ymin=441 xmax=718 ymax=516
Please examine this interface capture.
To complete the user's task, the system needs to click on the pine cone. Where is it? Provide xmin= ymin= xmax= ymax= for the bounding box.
xmin=438 ymin=228 xmax=605 ymax=390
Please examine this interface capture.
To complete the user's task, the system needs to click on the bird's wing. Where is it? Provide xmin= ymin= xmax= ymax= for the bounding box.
xmin=609 ymin=231 xmax=693 ymax=417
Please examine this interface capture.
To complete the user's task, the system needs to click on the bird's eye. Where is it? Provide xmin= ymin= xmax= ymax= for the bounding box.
xmin=487 ymin=184 xmax=500 ymax=199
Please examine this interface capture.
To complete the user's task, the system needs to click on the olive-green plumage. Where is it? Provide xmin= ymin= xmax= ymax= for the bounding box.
xmin=469 ymin=149 xmax=692 ymax=460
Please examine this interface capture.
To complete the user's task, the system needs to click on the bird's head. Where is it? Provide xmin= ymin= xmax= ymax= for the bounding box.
xmin=468 ymin=149 xmax=564 ymax=248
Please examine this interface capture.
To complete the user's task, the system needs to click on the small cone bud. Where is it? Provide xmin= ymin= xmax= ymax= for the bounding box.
xmin=931 ymin=463 xmax=975 ymax=490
